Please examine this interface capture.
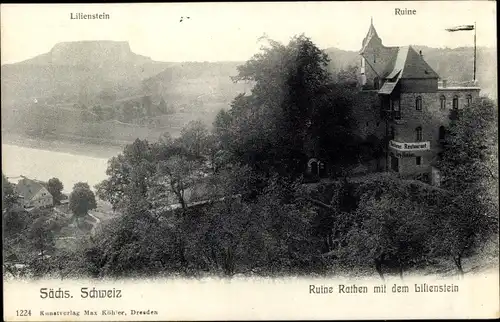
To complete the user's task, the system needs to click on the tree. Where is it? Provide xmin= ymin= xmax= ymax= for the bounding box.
xmin=156 ymin=155 xmax=204 ymax=210
xmin=27 ymin=210 xmax=64 ymax=256
xmin=47 ymin=178 xmax=64 ymax=205
xmin=69 ymin=182 xmax=97 ymax=226
xmin=230 ymin=35 xmax=332 ymax=175
xmin=204 ymin=133 xmax=219 ymax=173
xmin=184 ymin=174 xmax=322 ymax=276
xmin=2 ymin=173 xmax=18 ymax=211
xmin=435 ymin=97 xmax=499 ymax=276
xmin=343 ymin=193 xmax=432 ymax=280
xmin=95 ymin=156 xmax=129 ymax=212
xmin=336 ymin=65 xmax=360 ymax=86
xmin=227 ymin=35 xmax=358 ymax=178
xmin=96 ymin=139 xmax=157 ymax=211
xmin=212 ymin=109 xmax=233 ymax=151
xmin=158 ymin=132 xmax=175 ymax=146
xmin=178 ymin=120 xmax=210 ymax=158
xmin=308 ymin=83 xmax=359 ymax=171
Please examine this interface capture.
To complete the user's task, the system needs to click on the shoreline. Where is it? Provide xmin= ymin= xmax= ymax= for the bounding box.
xmin=2 ymin=132 xmax=126 ymax=159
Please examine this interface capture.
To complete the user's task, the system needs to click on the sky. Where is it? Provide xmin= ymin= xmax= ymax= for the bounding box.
xmin=1 ymin=2 xmax=497 ymax=64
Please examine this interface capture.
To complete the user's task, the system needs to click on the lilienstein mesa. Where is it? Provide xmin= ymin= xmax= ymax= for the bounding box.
xmin=70 ymin=13 xmax=110 ymax=20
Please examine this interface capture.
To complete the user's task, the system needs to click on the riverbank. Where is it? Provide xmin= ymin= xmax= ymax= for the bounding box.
xmin=2 ymin=132 xmax=126 ymax=159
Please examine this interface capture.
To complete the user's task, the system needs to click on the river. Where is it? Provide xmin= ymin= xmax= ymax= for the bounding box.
xmin=2 ymin=143 xmax=115 ymax=193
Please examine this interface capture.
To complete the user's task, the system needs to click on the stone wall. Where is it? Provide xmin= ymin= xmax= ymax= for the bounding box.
xmin=387 ymin=88 xmax=481 ymax=177
xmin=400 ymin=79 xmax=439 ymax=92
xmin=352 ymin=91 xmax=386 ymax=140
xmin=437 ymin=88 xmax=481 ymax=112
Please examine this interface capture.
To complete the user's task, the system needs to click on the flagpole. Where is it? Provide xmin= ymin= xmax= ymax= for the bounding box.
xmin=473 ymin=21 xmax=476 ymax=82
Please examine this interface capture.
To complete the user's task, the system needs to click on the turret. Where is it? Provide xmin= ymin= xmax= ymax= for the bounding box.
xmin=359 ymin=18 xmax=398 ymax=90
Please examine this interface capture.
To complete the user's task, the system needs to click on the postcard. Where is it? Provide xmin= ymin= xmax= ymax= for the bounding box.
xmin=2 ymin=1 xmax=498 ymax=320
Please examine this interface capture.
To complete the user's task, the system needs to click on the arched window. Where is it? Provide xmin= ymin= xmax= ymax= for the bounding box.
xmin=374 ymin=77 xmax=380 ymax=89
xmin=453 ymin=95 xmax=459 ymax=110
xmin=439 ymin=126 xmax=446 ymax=141
xmin=415 ymin=96 xmax=422 ymax=111
xmin=392 ymin=98 xmax=401 ymax=119
xmin=415 ymin=126 xmax=423 ymax=142
xmin=440 ymin=95 xmax=446 ymax=110
xmin=308 ymin=158 xmax=319 ymax=176
xmin=466 ymin=94 xmax=472 ymax=106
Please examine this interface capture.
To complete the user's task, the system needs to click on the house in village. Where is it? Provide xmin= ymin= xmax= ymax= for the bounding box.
xmin=14 ymin=177 xmax=53 ymax=209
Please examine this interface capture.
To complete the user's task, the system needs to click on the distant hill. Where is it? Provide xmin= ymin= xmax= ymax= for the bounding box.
xmin=1 ymin=41 xmax=173 ymax=108
xmin=411 ymin=46 xmax=497 ymax=97
xmin=142 ymin=61 xmax=251 ymax=106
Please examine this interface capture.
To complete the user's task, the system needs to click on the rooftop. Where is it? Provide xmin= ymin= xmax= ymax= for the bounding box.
xmin=14 ymin=177 xmax=48 ymax=201
xmin=387 ymin=46 xmax=439 ymax=80
xmin=360 ymin=21 xmax=439 ymax=80
xmin=438 ymin=86 xmax=481 ymax=90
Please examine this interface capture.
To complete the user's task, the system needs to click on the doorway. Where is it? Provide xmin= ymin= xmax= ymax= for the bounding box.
xmin=390 ymin=154 xmax=399 ymax=172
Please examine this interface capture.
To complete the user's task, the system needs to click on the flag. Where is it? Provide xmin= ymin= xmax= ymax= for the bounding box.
xmin=446 ymin=25 xmax=474 ymax=32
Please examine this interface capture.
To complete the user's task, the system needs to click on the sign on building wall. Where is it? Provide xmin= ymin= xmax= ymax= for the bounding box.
xmin=394 ymin=151 xmax=416 ymax=158
xmin=389 ymin=140 xmax=430 ymax=151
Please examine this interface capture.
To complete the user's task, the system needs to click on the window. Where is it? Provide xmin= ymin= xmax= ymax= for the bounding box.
xmin=374 ymin=77 xmax=380 ymax=89
xmin=453 ymin=96 xmax=459 ymax=110
xmin=466 ymin=94 xmax=472 ymax=106
xmin=390 ymin=126 xmax=396 ymax=140
xmin=373 ymin=54 xmax=376 ymax=63
xmin=439 ymin=126 xmax=446 ymax=141
xmin=416 ymin=96 xmax=422 ymax=111
xmin=416 ymin=126 xmax=423 ymax=142
xmin=416 ymin=156 xmax=422 ymax=165
xmin=392 ymin=99 xmax=401 ymax=120
xmin=440 ymin=95 xmax=446 ymax=110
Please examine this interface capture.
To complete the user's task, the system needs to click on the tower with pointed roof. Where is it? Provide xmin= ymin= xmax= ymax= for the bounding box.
xmin=356 ymin=19 xmax=481 ymax=185
xmin=359 ymin=18 xmax=399 ymax=90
